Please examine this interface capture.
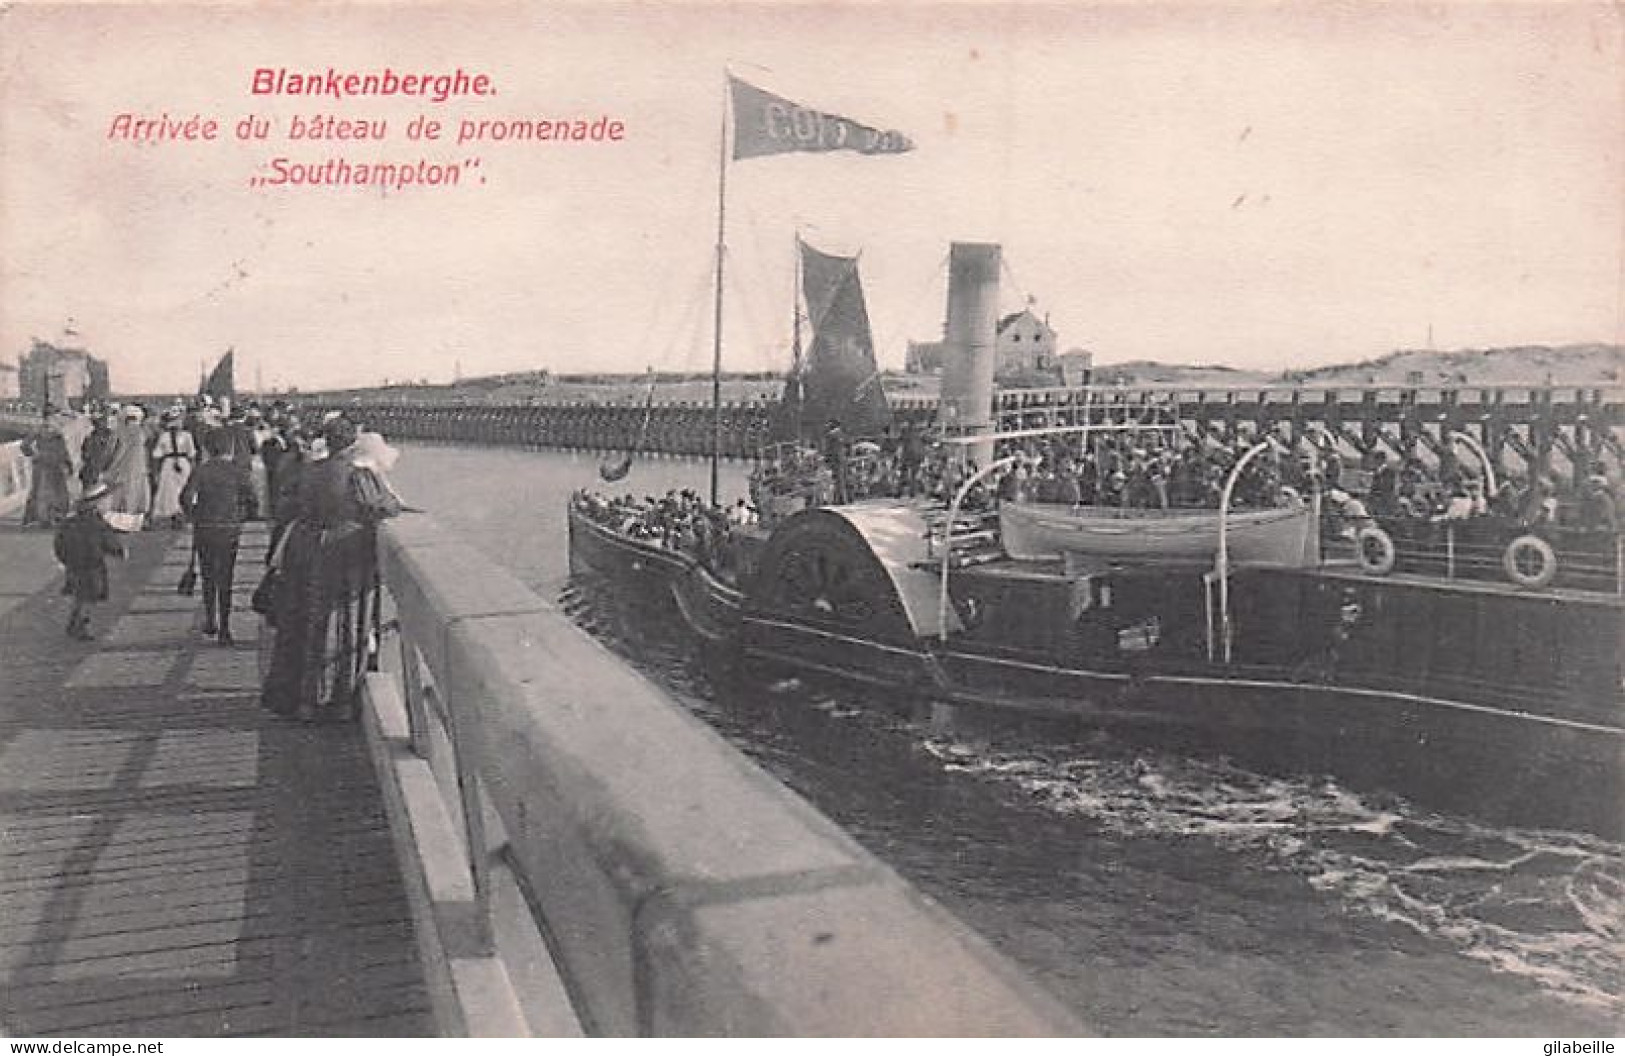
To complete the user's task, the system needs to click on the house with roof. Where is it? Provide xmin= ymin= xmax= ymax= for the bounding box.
xmin=995 ymin=308 xmax=1057 ymax=377
xmin=904 ymin=304 xmax=1092 ymax=388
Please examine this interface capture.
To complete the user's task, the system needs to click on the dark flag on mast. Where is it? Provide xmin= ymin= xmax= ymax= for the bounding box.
xmin=199 ymin=350 xmax=234 ymax=401
xmin=730 ymin=77 xmax=914 ymax=160
xmin=773 ymin=239 xmax=892 ymax=444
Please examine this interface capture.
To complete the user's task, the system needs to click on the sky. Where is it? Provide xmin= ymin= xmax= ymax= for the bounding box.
xmin=1 ymin=1 xmax=1620 ymax=394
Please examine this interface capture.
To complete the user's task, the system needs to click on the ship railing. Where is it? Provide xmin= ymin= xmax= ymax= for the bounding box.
xmin=1212 ymin=440 xmax=1281 ymax=663
xmin=992 ymin=381 xmax=1625 ymax=404
xmin=937 ymin=456 xmax=1027 ymax=639
xmin=1355 ymin=516 xmax=1625 ymax=595
xmin=920 ymin=503 xmax=999 ymax=556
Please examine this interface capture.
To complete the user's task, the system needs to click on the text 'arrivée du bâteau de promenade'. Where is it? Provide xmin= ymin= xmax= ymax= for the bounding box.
xmin=104 ymin=66 xmax=629 ymax=192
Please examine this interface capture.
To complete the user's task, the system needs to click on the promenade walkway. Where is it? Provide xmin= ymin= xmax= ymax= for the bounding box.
xmin=0 ymin=519 xmax=433 ymax=1037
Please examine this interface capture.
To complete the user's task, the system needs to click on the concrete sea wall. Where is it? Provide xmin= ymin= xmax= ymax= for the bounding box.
xmin=361 ymin=513 xmax=1085 ymax=1036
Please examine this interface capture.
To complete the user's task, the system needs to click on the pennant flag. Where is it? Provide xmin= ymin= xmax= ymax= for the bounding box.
xmin=730 ymin=76 xmax=913 ymax=161
xmin=200 ymin=350 xmax=234 ymax=401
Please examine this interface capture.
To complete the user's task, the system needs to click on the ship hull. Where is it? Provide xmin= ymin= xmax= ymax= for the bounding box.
xmin=568 ymin=500 xmax=743 ymax=645
xmin=737 ymin=607 xmax=1622 ymax=838
xmin=567 ymin=499 xmax=1624 ymax=838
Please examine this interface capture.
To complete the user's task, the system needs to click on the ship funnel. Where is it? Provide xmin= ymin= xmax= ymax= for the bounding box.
xmin=939 ymin=242 xmax=1001 ymax=465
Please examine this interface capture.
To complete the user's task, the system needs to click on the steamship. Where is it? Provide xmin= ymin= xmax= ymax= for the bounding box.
xmin=568 ymin=241 xmax=1625 ymax=839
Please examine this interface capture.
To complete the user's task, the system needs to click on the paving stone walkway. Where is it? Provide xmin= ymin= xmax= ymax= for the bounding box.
xmin=0 ymin=520 xmax=433 ymax=1037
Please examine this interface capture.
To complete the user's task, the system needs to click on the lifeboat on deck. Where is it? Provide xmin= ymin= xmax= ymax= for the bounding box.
xmin=998 ymin=499 xmax=1318 ymax=568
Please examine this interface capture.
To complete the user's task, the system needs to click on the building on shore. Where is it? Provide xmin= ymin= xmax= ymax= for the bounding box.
xmin=18 ymin=339 xmax=110 ymax=409
xmin=907 ymin=307 xmax=1092 ymax=389
xmin=904 ymin=337 xmax=947 ymax=375
xmin=994 ymin=308 xmax=1057 ymax=377
xmin=1056 ymin=348 xmax=1093 ymax=387
xmin=0 ymin=362 xmax=17 ymax=400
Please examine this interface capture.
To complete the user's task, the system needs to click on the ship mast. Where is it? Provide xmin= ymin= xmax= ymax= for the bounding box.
xmin=791 ymin=236 xmax=804 ymax=442
xmin=709 ymin=77 xmax=730 ymax=508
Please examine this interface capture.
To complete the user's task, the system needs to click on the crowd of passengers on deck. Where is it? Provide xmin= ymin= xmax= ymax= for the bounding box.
xmin=576 ymin=420 xmax=1621 ymax=575
xmin=824 ymin=425 xmax=1306 ymax=512
xmin=831 ymin=422 xmax=1619 ymax=531
xmin=573 ymin=488 xmax=751 ymax=576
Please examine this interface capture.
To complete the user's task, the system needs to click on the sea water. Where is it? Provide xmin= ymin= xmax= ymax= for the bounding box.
xmin=395 ymin=444 xmax=1623 ymax=1036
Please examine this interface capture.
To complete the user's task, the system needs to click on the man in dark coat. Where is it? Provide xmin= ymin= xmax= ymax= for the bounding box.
xmin=182 ymin=428 xmax=256 ymax=644
xmin=1369 ymin=453 xmax=1400 ymax=517
xmin=1578 ymin=467 xmax=1619 ymax=531
xmin=822 ymin=420 xmax=849 ymax=504
xmin=259 ymin=412 xmax=292 ymax=521
xmin=899 ymin=422 xmax=926 ymax=497
xmin=78 ymin=408 xmax=115 ymax=487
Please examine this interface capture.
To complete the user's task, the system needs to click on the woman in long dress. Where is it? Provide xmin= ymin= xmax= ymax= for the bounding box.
xmin=246 ymin=408 xmax=272 ymax=520
xmin=21 ymin=417 xmax=74 ymax=527
xmin=149 ymin=413 xmax=196 ymax=528
xmin=260 ymin=416 xmax=401 ymax=722
xmin=101 ymin=406 xmax=153 ymax=528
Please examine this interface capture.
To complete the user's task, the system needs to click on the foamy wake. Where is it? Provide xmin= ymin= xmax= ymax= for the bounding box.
xmin=561 ymin=586 xmax=1625 ymax=1017
xmin=922 ymin=736 xmax=1625 ymax=1014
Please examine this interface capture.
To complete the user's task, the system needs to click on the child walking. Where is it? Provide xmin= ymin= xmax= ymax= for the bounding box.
xmin=53 ymin=481 xmax=126 ymax=640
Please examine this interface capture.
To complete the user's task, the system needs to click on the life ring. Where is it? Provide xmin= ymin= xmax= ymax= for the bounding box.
xmin=1355 ymin=525 xmax=1396 ymax=576
xmin=1502 ymin=534 xmax=1557 ymax=590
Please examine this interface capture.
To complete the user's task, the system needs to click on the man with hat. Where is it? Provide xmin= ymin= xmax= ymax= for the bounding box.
xmin=822 ymin=419 xmax=849 ymax=504
xmin=53 ymin=481 xmax=126 ymax=640
xmin=1578 ymin=463 xmax=1618 ymax=531
xmin=78 ymin=406 xmax=116 ymax=488
xmin=221 ymin=404 xmax=261 ymax=520
xmin=182 ymin=428 xmax=256 ymax=644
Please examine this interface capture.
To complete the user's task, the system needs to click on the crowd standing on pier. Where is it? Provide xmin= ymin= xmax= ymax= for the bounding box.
xmin=17 ymin=394 xmax=410 ymax=531
xmin=19 ymin=397 xmax=409 ymax=725
xmin=23 ymin=395 xmax=282 ymax=531
xmin=260 ymin=414 xmax=403 ymax=724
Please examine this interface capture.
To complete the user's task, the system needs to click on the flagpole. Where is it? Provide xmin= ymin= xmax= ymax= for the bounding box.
xmin=792 ymin=233 xmax=803 ymax=443
xmin=709 ymin=76 xmax=730 ymax=508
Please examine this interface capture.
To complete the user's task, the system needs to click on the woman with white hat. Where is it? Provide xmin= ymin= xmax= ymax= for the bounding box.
xmin=150 ymin=410 xmax=196 ymax=528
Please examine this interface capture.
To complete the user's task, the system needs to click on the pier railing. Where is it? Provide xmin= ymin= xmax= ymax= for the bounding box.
xmin=291 ymin=383 xmax=1622 ymax=481
xmin=361 ymin=513 xmax=1085 ymax=1037
xmin=6 ymin=381 xmax=1621 ymax=482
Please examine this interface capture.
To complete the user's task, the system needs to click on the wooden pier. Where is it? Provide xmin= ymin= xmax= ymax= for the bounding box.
xmin=0 ymin=523 xmax=433 ymax=1037
xmin=278 ymin=382 xmax=1624 ymax=482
